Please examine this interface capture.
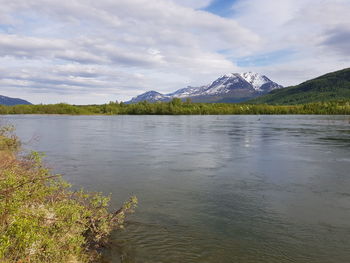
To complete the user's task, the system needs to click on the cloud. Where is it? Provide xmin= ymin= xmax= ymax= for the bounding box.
xmin=229 ymin=0 xmax=350 ymax=85
xmin=0 ymin=0 xmax=349 ymax=103
xmin=171 ymin=0 xmax=213 ymax=9
xmin=322 ymin=27 xmax=350 ymax=56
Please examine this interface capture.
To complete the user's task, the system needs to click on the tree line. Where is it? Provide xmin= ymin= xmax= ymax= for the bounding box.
xmin=0 ymin=99 xmax=349 ymax=115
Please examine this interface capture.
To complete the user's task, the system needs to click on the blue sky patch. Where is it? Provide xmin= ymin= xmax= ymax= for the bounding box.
xmin=236 ymin=49 xmax=296 ymax=67
xmin=0 ymin=24 xmax=15 ymax=34
xmin=203 ymin=0 xmax=238 ymax=17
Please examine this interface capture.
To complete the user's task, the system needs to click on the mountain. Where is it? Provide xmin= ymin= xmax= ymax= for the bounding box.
xmin=126 ymin=72 xmax=283 ymax=103
xmin=248 ymin=68 xmax=350 ymax=105
xmin=0 ymin=95 xmax=32 ymax=106
xmin=127 ymin=91 xmax=168 ymax=103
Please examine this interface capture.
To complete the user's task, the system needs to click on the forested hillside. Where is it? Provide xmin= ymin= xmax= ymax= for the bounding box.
xmin=248 ymin=68 xmax=350 ymax=105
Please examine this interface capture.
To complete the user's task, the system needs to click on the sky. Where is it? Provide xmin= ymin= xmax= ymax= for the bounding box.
xmin=0 ymin=0 xmax=349 ymax=104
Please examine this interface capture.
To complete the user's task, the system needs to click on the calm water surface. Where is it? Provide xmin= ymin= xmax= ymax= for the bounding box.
xmin=2 ymin=115 xmax=350 ymax=263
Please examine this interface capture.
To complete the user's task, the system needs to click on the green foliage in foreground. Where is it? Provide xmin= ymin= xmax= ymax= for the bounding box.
xmin=248 ymin=68 xmax=350 ymax=105
xmin=0 ymin=128 xmax=137 ymax=262
xmin=0 ymin=99 xmax=350 ymax=115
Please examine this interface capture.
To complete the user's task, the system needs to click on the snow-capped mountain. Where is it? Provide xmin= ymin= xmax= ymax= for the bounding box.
xmin=127 ymin=91 xmax=168 ymax=103
xmin=126 ymin=72 xmax=283 ymax=103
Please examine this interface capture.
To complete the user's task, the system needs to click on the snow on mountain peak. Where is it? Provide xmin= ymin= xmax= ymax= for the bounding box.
xmin=214 ymin=72 xmax=270 ymax=91
xmin=221 ymin=73 xmax=236 ymax=78
xmin=239 ymin=72 xmax=270 ymax=91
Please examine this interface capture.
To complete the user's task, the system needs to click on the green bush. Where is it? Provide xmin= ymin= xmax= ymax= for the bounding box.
xmin=0 ymin=129 xmax=137 ymax=262
xmin=0 ymin=126 xmax=20 ymax=152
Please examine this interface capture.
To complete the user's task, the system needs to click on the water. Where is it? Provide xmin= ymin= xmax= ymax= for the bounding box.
xmin=1 ymin=115 xmax=350 ymax=263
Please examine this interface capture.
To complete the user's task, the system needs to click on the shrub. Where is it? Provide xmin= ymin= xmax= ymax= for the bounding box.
xmin=0 ymin=127 xmax=137 ymax=262
xmin=0 ymin=126 xmax=20 ymax=152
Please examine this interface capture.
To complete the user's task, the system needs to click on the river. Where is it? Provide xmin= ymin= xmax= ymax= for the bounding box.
xmin=2 ymin=115 xmax=350 ymax=263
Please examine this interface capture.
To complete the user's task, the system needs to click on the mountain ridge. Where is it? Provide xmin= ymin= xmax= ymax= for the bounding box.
xmin=0 ymin=95 xmax=32 ymax=106
xmin=126 ymin=72 xmax=283 ymax=103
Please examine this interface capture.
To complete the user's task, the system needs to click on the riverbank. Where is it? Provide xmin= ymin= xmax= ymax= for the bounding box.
xmin=0 ymin=126 xmax=137 ymax=262
xmin=0 ymin=100 xmax=349 ymax=115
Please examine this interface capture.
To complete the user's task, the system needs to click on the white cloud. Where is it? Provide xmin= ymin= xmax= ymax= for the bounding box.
xmin=0 ymin=0 xmax=349 ymax=103
xmin=171 ymin=0 xmax=213 ymax=9
xmin=231 ymin=0 xmax=350 ymax=85
xmin=0 ymin=0 xmax=263 ymax=103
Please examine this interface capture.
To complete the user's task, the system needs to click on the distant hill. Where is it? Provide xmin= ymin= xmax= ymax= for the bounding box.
xmin=126 ymin=72 xmax=283 ymax=103
xmin=0 ymin=95 xmax=32 ymax=106
xmin=248 ymin=68 xmax=350 ymax=105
